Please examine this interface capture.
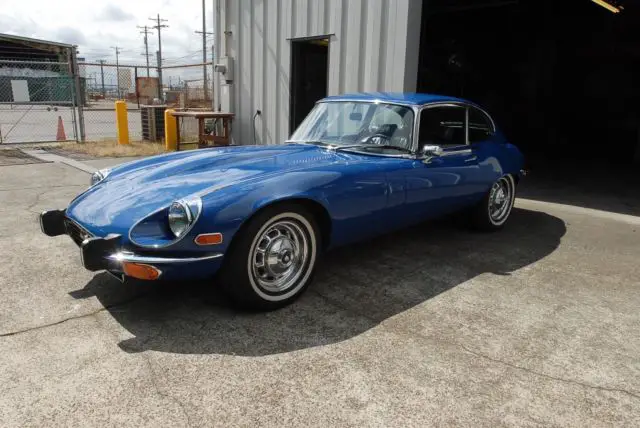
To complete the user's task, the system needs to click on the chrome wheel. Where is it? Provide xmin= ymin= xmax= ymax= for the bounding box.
xmin=248 ymin=212 xmax=316 ymax=299
xmin=488 ymin=176 xmax=514 ymax=225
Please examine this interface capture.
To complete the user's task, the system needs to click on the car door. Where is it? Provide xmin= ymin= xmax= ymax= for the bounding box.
xmin=402 ymin=104 xmax=483 ymax=221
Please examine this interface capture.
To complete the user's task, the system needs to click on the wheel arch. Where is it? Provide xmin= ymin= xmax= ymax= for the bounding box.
xmin=231 ymin=197 xmax=333 ymax=252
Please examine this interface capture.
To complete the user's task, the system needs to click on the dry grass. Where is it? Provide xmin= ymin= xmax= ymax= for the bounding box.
xmin=59 ymin=140 xmax=168 ymax=158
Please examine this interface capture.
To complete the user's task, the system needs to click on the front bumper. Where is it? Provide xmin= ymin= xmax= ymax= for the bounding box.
xmin=40 ymin=209 xmax=223 ymax=280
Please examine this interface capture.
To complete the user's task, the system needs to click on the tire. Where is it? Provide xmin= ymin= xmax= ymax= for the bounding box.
xmin=470 ymin=174 xmax=516 ymax=231
xmin=218 ymin=203 xmax=321 ymax=311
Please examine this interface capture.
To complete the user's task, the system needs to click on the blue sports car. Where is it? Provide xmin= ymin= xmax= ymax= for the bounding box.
xmin=40 ymin=93 xmax=525 ymax=310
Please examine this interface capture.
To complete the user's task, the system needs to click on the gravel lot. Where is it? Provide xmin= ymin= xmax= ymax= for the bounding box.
xmin=1 ymin=156 xmax=639 ymax=427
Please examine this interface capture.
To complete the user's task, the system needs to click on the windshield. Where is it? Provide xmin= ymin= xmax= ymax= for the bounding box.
xmin=290 ymin=101 xmax=415 ymax=152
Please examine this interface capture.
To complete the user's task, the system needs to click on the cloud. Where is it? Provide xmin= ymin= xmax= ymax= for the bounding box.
xmin=96 ymin=4 xmax=135 ymax=22
xmin=55 ymin=27 xmax=86 ymax=45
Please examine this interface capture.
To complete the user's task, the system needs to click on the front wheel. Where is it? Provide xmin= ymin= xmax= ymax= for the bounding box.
xmin=218 ymin=203 xmax=320 ymax=310
xmin=470 ymin=174 xmax=516 ymax=231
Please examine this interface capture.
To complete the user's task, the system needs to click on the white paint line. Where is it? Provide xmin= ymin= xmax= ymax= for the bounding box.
xmin=21 ymin=149 xmax=95 ymax=174
xmin=517 ymin=198 xmax=640 ymax=226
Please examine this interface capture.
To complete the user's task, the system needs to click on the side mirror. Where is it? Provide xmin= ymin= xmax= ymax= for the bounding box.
xmin=421 ymin=144 xmax=443 ymax=157
xmin=421 ymin=145 xmax=443 ymax=164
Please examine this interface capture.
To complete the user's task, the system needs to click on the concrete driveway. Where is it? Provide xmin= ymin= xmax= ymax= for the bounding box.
xmin=1 ymin=155 xmax=639 ymax=427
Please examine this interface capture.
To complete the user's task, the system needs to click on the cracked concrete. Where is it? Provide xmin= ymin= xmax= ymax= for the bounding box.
xmin=1 ymin=157 xmax=640 ymax=427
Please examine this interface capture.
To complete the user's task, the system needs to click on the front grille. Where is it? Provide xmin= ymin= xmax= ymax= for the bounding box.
xmin=64 ymin=219 xmax=92 ymax=247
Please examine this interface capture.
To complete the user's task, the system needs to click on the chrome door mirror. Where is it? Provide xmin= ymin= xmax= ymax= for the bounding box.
xmin=422 ymin=144 xmax=443 ymax=156
xmin=421 ymin=144 xmax=443 ymax=164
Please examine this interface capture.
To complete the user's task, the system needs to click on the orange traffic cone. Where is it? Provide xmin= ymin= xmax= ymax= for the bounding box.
xmin=56 ymin=116 xmax=66 ymax=141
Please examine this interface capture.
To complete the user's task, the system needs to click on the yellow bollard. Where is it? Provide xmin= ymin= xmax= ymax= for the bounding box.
xmin=164 ymin=108 xmax=178 ymax=151
xmin=115 ymin=100 xmax=129 ymax=145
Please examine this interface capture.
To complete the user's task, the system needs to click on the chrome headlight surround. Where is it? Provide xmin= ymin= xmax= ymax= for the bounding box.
xmin=129 ymin=196 xmax=202 ymax=248
xmin=90 ymin=168 xmax=111 ymax=187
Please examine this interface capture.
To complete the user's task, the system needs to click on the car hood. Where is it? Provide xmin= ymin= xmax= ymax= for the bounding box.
xmin=66 ymin=144 xmax=344 ymax=236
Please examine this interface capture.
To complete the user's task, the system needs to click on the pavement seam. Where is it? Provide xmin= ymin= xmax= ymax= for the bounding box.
xmin=311 ymin=289 xmax=640 ymax=402
xmin=25 ymin=188 xmax=48 ymax=214
xmin=0 ymin=184 xmax=85 ymax=192
xmin=142 ymin=352 xmax=193 ymax=428
xmin=0 ymin=294 xmax=148 ymax=338
xmin=457 ymin=344 xmax=640 ymax=401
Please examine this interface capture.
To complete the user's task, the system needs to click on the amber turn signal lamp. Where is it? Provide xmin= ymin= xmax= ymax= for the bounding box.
xmin=195 ymin=233 xmax=223 ymax=246
xmin=122 ymin=262 xmax=161 ymax=280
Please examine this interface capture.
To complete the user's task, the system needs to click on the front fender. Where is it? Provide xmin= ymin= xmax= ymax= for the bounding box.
xmin=195 ymin=170 xmax=337 ymax=253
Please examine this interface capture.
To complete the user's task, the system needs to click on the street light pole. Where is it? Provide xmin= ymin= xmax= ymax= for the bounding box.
xmin=110 ymin=46 xmax=121 ymax=99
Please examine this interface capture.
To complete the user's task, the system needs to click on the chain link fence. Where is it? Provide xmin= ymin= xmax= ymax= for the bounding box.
xmin=0 ymin=59 xmax=213 ymax=144
xmin=0 ymin=59 xmax=78 ymax=143
xmin=79 ymin=61 xmax=212 ymax=142
xmin=163 ymin=64 xmax=211 ymax=109
xmin=79 ymin=62 xmax=160 ymax=141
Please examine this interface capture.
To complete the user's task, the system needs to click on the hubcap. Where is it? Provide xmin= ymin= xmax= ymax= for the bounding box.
xmin=489 ymin=178 xmax=512 ymax=223
xmin=251 ymin=219 xmax=310 ymax=293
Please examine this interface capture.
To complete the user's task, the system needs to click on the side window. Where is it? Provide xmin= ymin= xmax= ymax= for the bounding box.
xmin=468 ymin=108 xmax=494 ymax=143
xmin=418 ymin=106 xmax=466 ymax=148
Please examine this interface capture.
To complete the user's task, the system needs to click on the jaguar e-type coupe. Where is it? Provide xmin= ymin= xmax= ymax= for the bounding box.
xmin=40 ymin=93 xmax=525 ymax=310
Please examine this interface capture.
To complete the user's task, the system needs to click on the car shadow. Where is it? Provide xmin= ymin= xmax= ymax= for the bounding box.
xmin=70 ymin=208 xmax=566 ymax=356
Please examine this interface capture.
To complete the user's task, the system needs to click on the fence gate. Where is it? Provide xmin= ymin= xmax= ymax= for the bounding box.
xmin=0 ymin=60 xmax=78 ymax=144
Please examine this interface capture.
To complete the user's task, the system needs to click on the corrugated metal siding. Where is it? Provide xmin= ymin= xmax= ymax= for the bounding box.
xmin=221 ymin=0 xmax=421 ymax=145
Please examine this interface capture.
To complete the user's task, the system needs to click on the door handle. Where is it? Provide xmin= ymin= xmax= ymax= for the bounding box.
xmin=464 ymin=156 xmax=478 ymax=163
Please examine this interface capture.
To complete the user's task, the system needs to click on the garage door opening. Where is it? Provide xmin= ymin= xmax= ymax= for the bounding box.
xmin=417 ymin=0 xmax=640 ymax=168
xmin=290 ymin=38 xmax=329 ymax=134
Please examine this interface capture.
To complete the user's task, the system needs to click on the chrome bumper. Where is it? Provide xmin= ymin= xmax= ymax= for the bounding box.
xmin=107 ymin=252 xmax=223 ymax=265
xmin=39 ymin=210 xmax=223 ymax=278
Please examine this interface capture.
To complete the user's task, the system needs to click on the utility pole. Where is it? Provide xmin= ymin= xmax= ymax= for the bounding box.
xmin=110 ymin=46 xmax=121 ymax=98
xmin=150 ymin=14 xmax=168 ymax=101
xmin=98 ymin=59 xmax=106 ymax=97
xmin=137 ymin=25 xmax=154 ymax=77
xmin=193 ymin=0 xmax=213 ymax=101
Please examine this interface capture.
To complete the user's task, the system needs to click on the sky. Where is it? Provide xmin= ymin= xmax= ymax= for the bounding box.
xmin=1 ymin=0 xmax=214 ymax=67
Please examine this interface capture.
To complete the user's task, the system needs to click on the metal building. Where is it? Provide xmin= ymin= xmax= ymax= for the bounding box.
xmin=213 ymin=0 xmax=422 ymax=146
xmin=215 ymin=0 xmax=640 ymax=166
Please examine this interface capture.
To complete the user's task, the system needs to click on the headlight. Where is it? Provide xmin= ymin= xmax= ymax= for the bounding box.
xmin=90 ymin=168 xmax=111 ymax=186
xmin=167 ymin=201 xmax=193 ymax=238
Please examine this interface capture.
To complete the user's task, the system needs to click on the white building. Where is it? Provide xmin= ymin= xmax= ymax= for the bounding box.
xmin=213 ymin=0 xmax=422 ymax=146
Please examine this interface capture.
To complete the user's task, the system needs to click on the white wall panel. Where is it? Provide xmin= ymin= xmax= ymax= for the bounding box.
xmin=219 ymin=0 xmax=421 ymax=145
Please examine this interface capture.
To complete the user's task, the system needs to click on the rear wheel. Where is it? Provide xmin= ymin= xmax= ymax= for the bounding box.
xmin=218 ymin=203 xmax=320 ymax=310
xmin=470 ymin=174 xmax=516 ymax=231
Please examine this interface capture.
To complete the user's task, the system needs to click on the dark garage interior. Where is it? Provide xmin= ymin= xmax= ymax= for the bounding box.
xmin=418 ymin=0 xmax=640 ymax=169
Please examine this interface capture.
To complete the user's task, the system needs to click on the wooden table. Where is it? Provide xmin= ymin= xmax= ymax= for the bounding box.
xmin=171 ymin=111 xmax=234 ymax=151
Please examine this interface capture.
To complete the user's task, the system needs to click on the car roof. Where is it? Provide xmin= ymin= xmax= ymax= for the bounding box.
xmin=320 ymin=92 xmax=470 ymax=107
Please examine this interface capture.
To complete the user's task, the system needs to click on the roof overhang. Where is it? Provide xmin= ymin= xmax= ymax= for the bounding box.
xmin=0 ymin=33 xmax=75 ymax=50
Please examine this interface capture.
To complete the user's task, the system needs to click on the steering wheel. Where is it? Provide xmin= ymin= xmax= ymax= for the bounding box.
xmin=361 ymin=133 xmax=392 ymax=145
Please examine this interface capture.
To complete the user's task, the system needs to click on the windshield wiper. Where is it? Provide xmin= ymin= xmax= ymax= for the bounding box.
xmin=285 ymin=140 xmax=332 ymax=147
xmin=332 ymin=144 xmax=413 ymax=154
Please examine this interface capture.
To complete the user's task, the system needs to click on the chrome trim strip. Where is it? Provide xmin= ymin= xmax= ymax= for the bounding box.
xmin=413 ymin=101 xmax=497 ymax=155
xmin=107 ymin=252 xmax=223 ymax=264
xmin=319 ymin=98 xmax=421 ymax=108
